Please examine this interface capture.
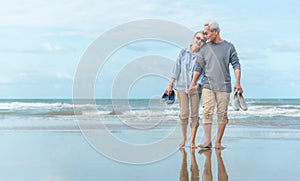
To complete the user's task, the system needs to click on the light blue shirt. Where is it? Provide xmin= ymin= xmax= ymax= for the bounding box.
xmin=171 ymin=47 xmax=204 ymax=93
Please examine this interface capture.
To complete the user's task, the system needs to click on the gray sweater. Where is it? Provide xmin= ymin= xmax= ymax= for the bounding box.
xmin=194 ymin=40 xmax=241 ymax=93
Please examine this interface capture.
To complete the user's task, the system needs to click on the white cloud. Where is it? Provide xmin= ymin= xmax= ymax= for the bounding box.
xmin=38 ymin=31 xmax=94 ymax=38
xmin=0 ymin=73 xmax=30 ymax=84
xmin=288 ymin=82 xmax=298 ymax=88
xmin=53 ymin=84 xmax=62 ymax=89
xmin=0 ymin=0 xmax=226 ymax=31
xmin=270 ymin=40 xmax=299 ymax=52
xmin=18 ymin=42 xmax=76 ymax=54
xmin=42 ymin=43 xmax=62 ymax=52
xmin=0 ymin=0 xmax=140 ymax=28
xmin=0 ymin=75 xmax=12 ymax=83
xmin=55 ymin=72 xmax=73 ymax=80
xmin=238 ymin=48 xmax=268 ymax=60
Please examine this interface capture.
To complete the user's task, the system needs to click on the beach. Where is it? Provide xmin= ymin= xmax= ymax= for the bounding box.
xmin=0 ymin=99 xmax=300 ymax=180
xmin=0 ymin=127 xmax=300 ymax=181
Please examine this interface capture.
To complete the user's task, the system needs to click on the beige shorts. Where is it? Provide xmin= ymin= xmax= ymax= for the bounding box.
xmin=176 ymin=90 xmax=201 ymax=128
xmin=202 ymin=88 xmax=230 ymax=124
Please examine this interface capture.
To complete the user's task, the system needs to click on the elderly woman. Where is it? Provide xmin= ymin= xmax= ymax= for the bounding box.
xmin=165 ymin=31 xmax=206 ymax=149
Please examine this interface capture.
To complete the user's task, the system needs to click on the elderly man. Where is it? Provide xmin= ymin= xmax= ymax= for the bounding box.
xmin=189 ymin=21 xmax=243 ymax=149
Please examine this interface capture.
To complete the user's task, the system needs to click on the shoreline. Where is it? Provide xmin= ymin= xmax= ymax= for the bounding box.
xmin=1 ymin=122 xmax=300 ymax=131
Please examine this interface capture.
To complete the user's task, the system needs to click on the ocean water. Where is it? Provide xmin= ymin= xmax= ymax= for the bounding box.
xmin=0 ymin=98 xmax=299 ymax=130
xmin=1 ymin=99 xmax=300 ymax=181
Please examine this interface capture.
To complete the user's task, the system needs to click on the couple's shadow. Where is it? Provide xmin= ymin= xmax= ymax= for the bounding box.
xmin=179 ymin=148 xmax=228 ymax=181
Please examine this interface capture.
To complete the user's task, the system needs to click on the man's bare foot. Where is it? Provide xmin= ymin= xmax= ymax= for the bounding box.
xmin=179 ymin=139 xmax=186 ymax=147
xmin=198 ymin=142 xmax=212 ymax=148
xmin=215 ymin=143 xmax=225 ymax=150
xmin=215 ymin=148 xmax=222 ymax=155
xmin=198 ymin=149 xmax=212 ymax=155
xmin=190 ymin=142 xmax=197 ymax=149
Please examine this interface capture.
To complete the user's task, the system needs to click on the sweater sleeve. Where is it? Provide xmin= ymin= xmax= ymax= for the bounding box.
xmin=171 ymin=49 xmax=185 ymax=79
xmin=194 ymin=49 xmax=205 ymax=73
xmin=230 ymin=44 xmax=241 ymax=70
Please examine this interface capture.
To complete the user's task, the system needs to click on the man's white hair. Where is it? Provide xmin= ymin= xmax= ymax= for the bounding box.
xmin=205 ymin=20 xmax=220 ymax=33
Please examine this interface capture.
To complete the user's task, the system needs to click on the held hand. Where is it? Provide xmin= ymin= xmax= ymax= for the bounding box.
xmin=186 ymin=84 xmax=194 ymax=95
xmin=188 ymin=86 xmax=197 ymax=95
xmin=186 ymin=84 xmax=200 ymax=95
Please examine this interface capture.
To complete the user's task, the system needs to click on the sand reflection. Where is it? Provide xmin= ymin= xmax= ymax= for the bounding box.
xmin=179 ymin=148 xmax=228 ymax=181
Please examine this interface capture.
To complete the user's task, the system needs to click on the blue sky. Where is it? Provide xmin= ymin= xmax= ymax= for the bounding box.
xmin=0 ymin=0 xmax=299 ymax=99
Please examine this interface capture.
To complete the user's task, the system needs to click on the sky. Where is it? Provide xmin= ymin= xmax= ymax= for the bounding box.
xmin=0 ymin=0 xmax=299 ymax=99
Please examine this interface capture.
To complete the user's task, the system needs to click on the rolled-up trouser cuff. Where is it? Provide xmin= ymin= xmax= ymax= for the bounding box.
xmin=190 ymin=116 xmax=199 ymax=128
xmin=217 ymin=113 xmax=228 ymax=124
xmin=202 ymin=113 xmax=213 ymax=124
xmin=180 ymin=118 xmax=188 ymax=126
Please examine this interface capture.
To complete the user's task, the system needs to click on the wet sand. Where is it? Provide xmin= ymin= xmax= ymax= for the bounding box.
xmin=0 ymin=126 xmax=300 ymax=180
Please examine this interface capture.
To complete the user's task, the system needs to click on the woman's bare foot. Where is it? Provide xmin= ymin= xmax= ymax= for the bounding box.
xmin=179 ymin=138 xmax=186 ymax=147
xmin=190 ymin=142 xmax=197 ymax=149
xmin=215 ymin=143 xmax=225 ymax=150
xmin=179 ymin=147 xmax=186 ymax=155
xmin=198 ymin=142 xmax=212 ymax=149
